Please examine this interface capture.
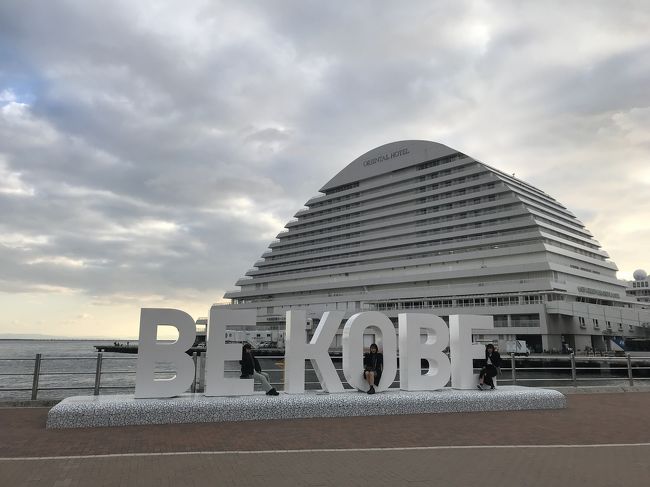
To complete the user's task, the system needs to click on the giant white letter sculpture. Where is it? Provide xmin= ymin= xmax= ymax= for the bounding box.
xmin=285 ymin=310 xmax=344 ymax=393
xmin=398 ymin=313 xmax=451 ymax=391
xmin=342 ymin=312 xmax=397 ymax=392
xmin=449 ymin=315 xmax=494 ymax=389
xmin=133 ymin=306 xmax=498 ymax=398
xmin=135 ymin=308 xmax=197 ymax=398
xmin=204 ymin=308 xmax=257 ymax=396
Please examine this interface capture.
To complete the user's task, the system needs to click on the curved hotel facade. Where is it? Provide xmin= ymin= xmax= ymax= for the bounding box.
xmin=221 ymin=140 xmax=650 ymax=352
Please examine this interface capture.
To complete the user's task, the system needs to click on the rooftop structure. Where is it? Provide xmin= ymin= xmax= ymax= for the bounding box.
xmin=220 ymin=140 xmax=650 ymax=353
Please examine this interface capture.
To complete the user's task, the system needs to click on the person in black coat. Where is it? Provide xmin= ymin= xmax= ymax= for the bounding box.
xmin=478 ymin=343 xmax=501 ymax=390
xmin=240 ymin=343 xmax=279 ymax=396
xmin=363 ymin=343 xmax=383 ymax=394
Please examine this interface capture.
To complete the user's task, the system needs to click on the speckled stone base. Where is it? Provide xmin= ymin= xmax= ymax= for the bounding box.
xmin=47 ymin=386 xmax=566 ymax=429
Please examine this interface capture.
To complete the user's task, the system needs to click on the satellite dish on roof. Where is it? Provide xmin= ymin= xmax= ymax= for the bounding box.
xmin=633 ymin=269 xmax=648 ymax=281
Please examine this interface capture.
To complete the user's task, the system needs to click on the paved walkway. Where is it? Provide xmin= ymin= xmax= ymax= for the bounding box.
xmin=1 ymin=392 xmax=649 ymax=486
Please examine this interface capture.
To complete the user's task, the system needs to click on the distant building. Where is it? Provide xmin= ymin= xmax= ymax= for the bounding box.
xmin=218 ymin=140 xmax=650 ymax=353
xmin=626 ymin=269 xmax=650 ymax=305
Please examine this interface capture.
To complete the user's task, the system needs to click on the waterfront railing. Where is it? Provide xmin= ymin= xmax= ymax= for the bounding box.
xmin=1 ymin=353 xmax=649 ymax=401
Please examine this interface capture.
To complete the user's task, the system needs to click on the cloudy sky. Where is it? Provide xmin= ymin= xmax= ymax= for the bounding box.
xmin=1 ymin=0 xmax=649 ymax=338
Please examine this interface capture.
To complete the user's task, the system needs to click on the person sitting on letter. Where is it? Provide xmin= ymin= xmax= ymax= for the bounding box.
xmin=478 ymin=343 xmax=501 ymax=390
xmin=363 ymin=343 xmax=383 ymax=394
xmin=240 ymin=343 xmax=279 ymax=396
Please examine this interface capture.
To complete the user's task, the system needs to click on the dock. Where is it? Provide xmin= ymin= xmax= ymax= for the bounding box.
xmin=92 ymin=344 xmax=291 ymax=356
xmin=93 ymin=344 xmax=212 ymax=355
xmin=93 ymin=344 xmax=138 ymax=354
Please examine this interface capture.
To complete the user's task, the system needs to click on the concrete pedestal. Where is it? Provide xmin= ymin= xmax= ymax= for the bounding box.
xmin=47 ymin=386 xmax=566 ymax=429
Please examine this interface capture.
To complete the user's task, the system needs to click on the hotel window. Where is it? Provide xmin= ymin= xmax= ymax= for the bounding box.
xmin=592 ymin=319 xmax=599 ymax=329
xmin=579 ymin=317 xmax=586 ymax=328
xmin=606 ymin=321 xmax=612 ymax=329
xmin=494 ymin=315 xmax=508 ymax=327
xmin=524 ymin=295 xmax=542 ymax=304
xmin=618 ymin=323 xmax=623 ymax=330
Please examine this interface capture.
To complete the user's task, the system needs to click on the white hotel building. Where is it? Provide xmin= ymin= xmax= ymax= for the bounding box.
xmin=220 ymin=140 xmax=650 ymax=353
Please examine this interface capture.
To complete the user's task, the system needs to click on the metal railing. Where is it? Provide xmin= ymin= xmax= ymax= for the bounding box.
xmin=0 ymin=352 xmax=211 ymax=400
xmin=498 ymin=353 xmax=650 ymax=388
xmin=1 ymin=352 xmax=650 ymax=400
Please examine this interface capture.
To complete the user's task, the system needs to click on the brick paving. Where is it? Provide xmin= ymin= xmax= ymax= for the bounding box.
xmin=0 ymin=392 xmax=649 ymax=486
xmin=2 ymin=446 xmax=649 ymax=487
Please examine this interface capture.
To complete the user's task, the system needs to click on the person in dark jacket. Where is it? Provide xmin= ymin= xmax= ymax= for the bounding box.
xmin=240 ymin=343 xmax=279 ymax=396
xmin=363 ymin=343 xmax=383 ymax=394
xmin=478 ymin=343 xmax=501 ymax=390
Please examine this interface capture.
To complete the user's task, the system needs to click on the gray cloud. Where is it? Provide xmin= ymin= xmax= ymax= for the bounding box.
xmin=1 ymin=0 xmax=649 ymax=322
